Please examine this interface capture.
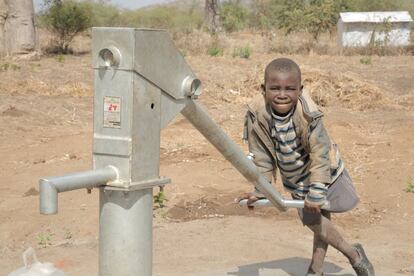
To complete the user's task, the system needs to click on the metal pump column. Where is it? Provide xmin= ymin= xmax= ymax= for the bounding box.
xmin=92 ymin=28 xmax=172 ymax=276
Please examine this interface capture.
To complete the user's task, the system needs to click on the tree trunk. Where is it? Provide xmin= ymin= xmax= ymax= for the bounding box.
xmin=0 ymin=0 xmax=37 ymax=57
xmin=204 ymin=0 xmax=220 ymax=34
xmin=0 ymin=0 xmax=8 ymax=57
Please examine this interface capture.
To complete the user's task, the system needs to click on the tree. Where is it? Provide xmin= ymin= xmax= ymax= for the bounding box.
xmin=205 ymin=0 xmax=220 ymax=34
xmin=41 ymin=0 xmax=91 ymax=54
xmin=220 ymin=1 xmax=249 ymax=33
xmin=276 ymin=0 xmax=346 ymax=41
xmin=249 ymin=0 xmax=275 ymax=32
xmin=305 ymin=0 xmax=342 ymax=40
xmin=0 ymin=0 xmax=37 ymax=57
xmin=0 ymin=0 xmax=7 ymax=57
xmin=276 ymin=0 xmax=307 ymax=36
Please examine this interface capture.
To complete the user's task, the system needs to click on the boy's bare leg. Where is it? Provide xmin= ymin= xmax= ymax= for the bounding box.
xmin=307 ymin=213 xmax=330 ymax=274
xmin=307 ymin=214 xmax=360 ymax=268
xmin=308 ymin=232 xmax=329 ymax=274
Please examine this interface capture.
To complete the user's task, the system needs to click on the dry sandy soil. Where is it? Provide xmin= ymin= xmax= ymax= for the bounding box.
xmin=0 ymin=34 xmax=414 ymax=275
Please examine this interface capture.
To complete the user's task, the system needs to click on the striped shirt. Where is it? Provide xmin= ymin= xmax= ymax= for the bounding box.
xmin=271 ymin=110 xmax=344 ymax=199
xmin=271 ymin=110 xmax=311 ymax=197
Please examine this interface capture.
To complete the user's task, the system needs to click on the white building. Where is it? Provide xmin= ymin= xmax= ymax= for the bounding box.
xmin=337 ymin=11 xmax=413 ymax=47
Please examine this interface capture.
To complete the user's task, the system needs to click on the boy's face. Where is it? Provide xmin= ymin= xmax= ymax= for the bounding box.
xmin=262 ymin=70 xmax=303 ymax=116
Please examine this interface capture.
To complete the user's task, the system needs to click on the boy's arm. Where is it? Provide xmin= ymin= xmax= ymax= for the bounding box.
xmin=307 ymin=118 xmax=332 ymax=205
xmin=244 ymin=112 xmax=276 ymax=197
xmin=308 ymin=118 xmax=332 ymax=184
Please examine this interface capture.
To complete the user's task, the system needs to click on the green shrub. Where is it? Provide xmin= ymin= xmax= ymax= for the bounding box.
xmin=220 ymin=2 xmax=249 ymax=33
xmin=405 ymin=178 xmax=414 ymax=193
xmin=55 ymin=54 xmax=65 ymax=63
xmin=207 ymin=46 xmax=223 ymax=56
xmin=0 ymin=63 xmax=20 ymax=71
xmin=232 ymin=46 xmax=251 ymax=59
xmin=153 ymin=191 xmax=168 ymax=208
xmin=37 ymin=232 xmax=53 ymax=248
xmin=40 ymin=0 xmax=92 ymax=54
xmin=359 ymin=57 xmax=372 ymax=65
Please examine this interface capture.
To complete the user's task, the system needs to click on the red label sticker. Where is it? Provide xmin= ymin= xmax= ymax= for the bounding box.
xmin=103 ymin=96 xmax=121 ymax=128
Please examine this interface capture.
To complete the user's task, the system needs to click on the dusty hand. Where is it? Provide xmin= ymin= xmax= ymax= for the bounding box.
xmin=304 ymin=200 xmax=321 ymax=214
xmin=237 ymin=192 xmax=261 ymax=210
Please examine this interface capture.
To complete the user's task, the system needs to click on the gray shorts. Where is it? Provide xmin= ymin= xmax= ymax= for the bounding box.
xmin=296 ymin=170 xmax=359 ymax=226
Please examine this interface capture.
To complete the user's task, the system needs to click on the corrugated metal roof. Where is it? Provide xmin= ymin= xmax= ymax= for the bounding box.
xmin=340 ymin=11 xmax=413 ymax=23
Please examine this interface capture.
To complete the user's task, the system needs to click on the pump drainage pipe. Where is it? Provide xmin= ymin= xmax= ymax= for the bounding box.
xmin=40 ymin=166 xmax=118 ymax=215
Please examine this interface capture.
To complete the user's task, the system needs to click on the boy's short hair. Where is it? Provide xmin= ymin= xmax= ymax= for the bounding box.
xmin=264 ymin=58 xmax=301 ymax=83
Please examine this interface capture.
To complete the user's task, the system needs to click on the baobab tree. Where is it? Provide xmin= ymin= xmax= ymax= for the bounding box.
xmin=205 ymin=0 xmax=220 ymax=34
xmin=0 ymin=0 xmax=37 ymax=57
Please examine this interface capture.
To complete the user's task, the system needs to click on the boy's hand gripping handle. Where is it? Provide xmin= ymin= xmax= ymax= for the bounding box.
xmin=238 ymin=198 xmax=331 ymax=210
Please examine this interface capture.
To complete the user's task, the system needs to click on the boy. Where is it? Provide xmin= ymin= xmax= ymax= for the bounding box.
xmin=239 ymin=58 xmax=374 ymax=276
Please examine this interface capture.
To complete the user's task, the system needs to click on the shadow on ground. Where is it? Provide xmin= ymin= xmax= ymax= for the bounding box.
xmin=227 ymin=257 xmax=353 ymax=276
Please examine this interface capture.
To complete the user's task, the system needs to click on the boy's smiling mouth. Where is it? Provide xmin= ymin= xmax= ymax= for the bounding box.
xmin=270 ymin=95 xmax=296 ymax=115
xmin=273 ymin=98 xmax=292 ymax=104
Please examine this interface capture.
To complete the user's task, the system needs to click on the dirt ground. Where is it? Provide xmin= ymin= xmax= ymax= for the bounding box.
xmin=1 ymin=35 xmax=414 ymax=275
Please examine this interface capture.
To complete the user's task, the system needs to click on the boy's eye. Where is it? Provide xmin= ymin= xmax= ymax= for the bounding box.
xmin=268 ymin=86 xmax=296 ymax=91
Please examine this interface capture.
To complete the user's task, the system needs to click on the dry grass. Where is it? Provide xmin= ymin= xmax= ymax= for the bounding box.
xmin=173 ymin=30 xmax=337 ymax=56
xmin=173 ymin=30 xmax=214 ymax=56
xmin=303 ymin=70 xmax=391 ymax=111
xmin=0 ymin=79 xmax=92 ymax=97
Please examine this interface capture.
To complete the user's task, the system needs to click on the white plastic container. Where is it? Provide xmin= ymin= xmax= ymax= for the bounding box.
xmin=8 ymin=247 xmax=66 ymax=276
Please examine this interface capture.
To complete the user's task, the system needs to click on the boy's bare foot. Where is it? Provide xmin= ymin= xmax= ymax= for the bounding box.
xmin=351 ymin=243 xmax=375 ymax=276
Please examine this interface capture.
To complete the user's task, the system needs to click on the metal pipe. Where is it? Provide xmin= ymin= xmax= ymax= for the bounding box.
xmin=182 ymin=100 xmax=289 ymax=211
xmin=238 ymin=198 xmax=330 ymax=209
xmin=39 ymin=166 xmax=118 ymax=215
xmin=99 ymin=188 xmax=153 ymax=276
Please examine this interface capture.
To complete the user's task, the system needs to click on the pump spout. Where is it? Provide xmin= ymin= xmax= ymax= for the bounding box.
xmin=39 ymin=166 xmax=118 ymax=215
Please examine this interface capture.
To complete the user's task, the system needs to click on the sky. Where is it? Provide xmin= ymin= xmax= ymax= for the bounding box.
xmin=33 ymin=0 xmax=173 ymax=12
